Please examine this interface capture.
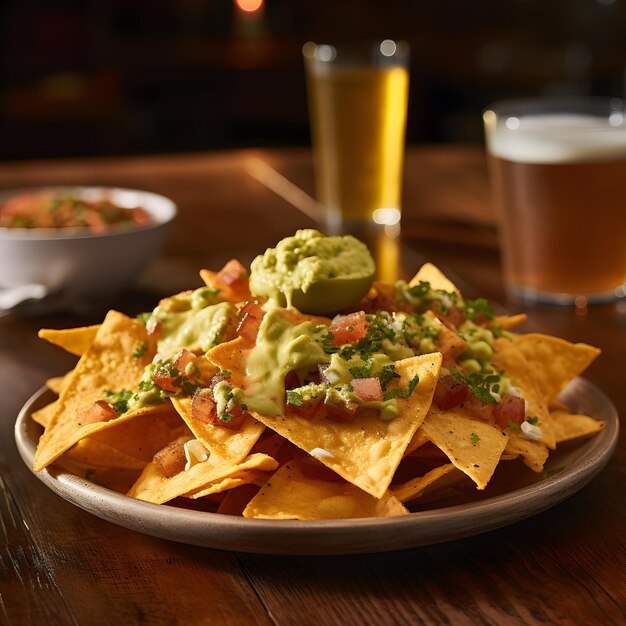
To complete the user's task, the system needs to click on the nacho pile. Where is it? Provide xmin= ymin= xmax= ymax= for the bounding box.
xmin=33 ymin=241 xmax=604 ymax=520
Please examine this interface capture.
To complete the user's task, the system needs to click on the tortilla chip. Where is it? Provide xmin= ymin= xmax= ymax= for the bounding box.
xmin=513 ymin=333 xmax=601 ymax=403
xmin=46 ymin=373 xmax=71 ymax=395
xmin=243 ymin=460 xmax=409 ymax=520
xmin=504 ymin=432 xmax=549 ymax=472
xmin=65 ymin=439 xmax=147 ymax=470
xmin=420 ymin=407 xmax=509 ymax=489
xmin=38 ymin=325 xmax=101 ymax=356
xmin=88 ymin=406 xmax=191 ymax=462
xmin=183 ymin=469 xmax=269 ymax=499
xmin=216 ymin=353 xmax=442 ymax=499
xmin=199 ymin=260 xmax=251 ymax=303
xmin=391 ymin=463 xmax=457 ymax=504
xmin=34 ymin=311 xmax=155 ymax=472
xmin=494 ymin=313 xmax=528 ymax=330
xmin=492 ymin=337 xmax=555 ymax=449
xmin=171 ymin=398 xmax=265 ymax=465
xmin=128 ymin=451 xmax=278 ymax=504
xmin=409 ymin=262 xmax=460 ymax=294
xmin=32 ymin=401 xmax=58 ymax=428
xmin=551 ymin=411 xmax=605 ymax=444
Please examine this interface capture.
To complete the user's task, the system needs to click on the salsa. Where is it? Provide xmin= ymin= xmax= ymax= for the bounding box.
xmin=0 ymin=191 xmax=153 ymax=232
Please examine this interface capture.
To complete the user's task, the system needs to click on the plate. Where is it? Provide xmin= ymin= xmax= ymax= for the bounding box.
xmin=14 ymin=379 xmax=619 ymax=555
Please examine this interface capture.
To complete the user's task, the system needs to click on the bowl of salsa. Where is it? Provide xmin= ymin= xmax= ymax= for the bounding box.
xmin=0 ymin=187 xmax=177 ymax=313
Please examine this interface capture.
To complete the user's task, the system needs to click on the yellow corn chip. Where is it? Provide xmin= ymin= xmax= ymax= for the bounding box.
xmin=88 ymin=407 xmax=191 ymax=462
xmin=492 ymin=337 xmax=555 ymax=449
xmin=550 ymin=411 xmax=605 ymax=444
xmin=409 ymin=262 xmax=460 ymax=294
xmin=65 ymin=439 xmax=147 ymax=470
xmin=494 ymin=313 xmax=528 ymax=330
xmin=46 ymin=373 xmax=71 ymax=395
xmin=34 ymin=311 xmax=155 ymax=472
xmin=212 ymin=353 xmax=442 ymax=499
xmin=171 ymin=397 xmax=265 ymax=465
xmin=184 ymin=469 xmax=269 ymax=499
xmin=513 ymin=333 xmax=601 ymax=403
xmin=391 ymin=463 xmax=457 ymax=504
xmin=32 ymin=401 xmax=57 ymax=428
xmin=420 ymin=407 xmax=509 ymax=489
xmin=243 ymin=460 xmax=409 ymax=520
xmin=128 ymin=451 xmax=278 ymax=504
xmin=38 ymin=325 xmax=101 ymax=356
xmin=504 ymin=432 xmax=549 ymax=472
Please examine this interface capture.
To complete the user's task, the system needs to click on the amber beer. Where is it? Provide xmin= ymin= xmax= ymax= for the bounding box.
xmin=485 ymin=110 xmax=626 ymax=302
xmin=304 ymin=43 xmax=409 ymax=233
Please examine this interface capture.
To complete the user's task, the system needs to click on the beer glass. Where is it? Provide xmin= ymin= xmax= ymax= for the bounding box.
xmin=303 ymin=40 xmax=409 ymax=235
xmin=484 ymin=97 xmax=626 ymax=304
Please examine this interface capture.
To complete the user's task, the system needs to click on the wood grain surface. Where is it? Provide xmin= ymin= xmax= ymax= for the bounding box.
xmin=0 ymin=147 xmax=624 ymax=626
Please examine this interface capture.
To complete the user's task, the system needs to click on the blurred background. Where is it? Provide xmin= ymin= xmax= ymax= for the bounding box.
xmin=2 ymin=0 xmax=626 ymax=161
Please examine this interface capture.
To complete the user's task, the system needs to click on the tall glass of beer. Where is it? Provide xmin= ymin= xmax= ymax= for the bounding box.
xmin=303 ymin=40 xmax=409 ymax=235
xmin=484 ymin=98 xmax=626 ymax=304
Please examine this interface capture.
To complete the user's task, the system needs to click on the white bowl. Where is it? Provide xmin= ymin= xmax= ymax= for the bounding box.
xmin=0 ymin=187 xmax=176 ymax=312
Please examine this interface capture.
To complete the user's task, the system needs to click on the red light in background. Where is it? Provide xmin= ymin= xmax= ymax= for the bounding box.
xmin=234 ymin=0 xmax=264 ymax=13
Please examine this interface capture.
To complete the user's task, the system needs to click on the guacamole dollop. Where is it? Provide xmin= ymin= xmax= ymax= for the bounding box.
xmin=249 ymin=229 xmax=376 ymax=314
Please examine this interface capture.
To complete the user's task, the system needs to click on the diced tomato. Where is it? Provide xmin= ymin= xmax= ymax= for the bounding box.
xmin=330 ymin=311 xmax=369 ymax=346
xmin=173 ymin=348 xmax=195 ymax=375
xmin=154 ymin=367 xmax=181 ymax=393
xmin=154 ymin=439 xmax=188 ymax=478
xmin=464 ymin=396 xmax=496 ymax=422
xmin=288 ymin=394 xmax=324 ymax=420
xmin=237 ymin=298 xmax=266 ymax=343
xmin=191 ymin=387 xmax=248 ymax=429
xmin=217 ymin=259 xmax=248 ymax=286
xmin=298 ymin=456 xmax=343 ymax=482
xmin=494 ymin=394 xmax=526 ymax=429
xmin=209 ymin=372 xmax=231 ymax=389
xmin=433 ymin=375 xmax=470 ymax=410
xmin=79 ymin=400 xmax=117 ymax=425
xmin=351 ymin=377 xmax=383 ymax=403
xmin=215 ymin=259 xmax=251 ymax=302
xmin=191 ymin=388 xmax=218 ymax=424
xmin=218 ymin=404 xmax=248 ymax=430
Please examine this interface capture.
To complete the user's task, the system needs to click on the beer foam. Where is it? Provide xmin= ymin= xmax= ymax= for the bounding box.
xmin=488 ymin=113 xmax=626 ymax=163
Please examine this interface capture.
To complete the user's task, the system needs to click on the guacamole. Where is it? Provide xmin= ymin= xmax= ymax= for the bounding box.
xmin=249 ymin=229 xmax=375 ymax=314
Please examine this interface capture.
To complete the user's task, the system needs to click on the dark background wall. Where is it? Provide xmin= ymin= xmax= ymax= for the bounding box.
xmin=2 ymin=0 xmax=625 ymax=161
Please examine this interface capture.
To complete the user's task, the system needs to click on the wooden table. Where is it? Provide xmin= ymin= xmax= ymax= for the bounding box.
xmin=1 ymin=147 xmax=624 ymax=625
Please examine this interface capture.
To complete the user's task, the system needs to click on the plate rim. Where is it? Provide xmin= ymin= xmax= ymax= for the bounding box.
xmin=14 ymin=380 xmax=619 ymax=555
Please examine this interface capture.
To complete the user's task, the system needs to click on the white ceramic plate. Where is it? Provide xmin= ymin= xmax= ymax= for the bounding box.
xmin=15 ymin=378 xmax=618 ymax=555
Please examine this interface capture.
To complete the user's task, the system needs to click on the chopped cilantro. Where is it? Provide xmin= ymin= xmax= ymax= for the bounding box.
xmin=451 ymin=369 xmax=498 ymax=405
xmin=507 ymin=420 xmax=519 ymax=430
xmin=133 ymin=341 xmax=148 ymax=358
xmin=378 ymin=363 xmax=400 ymax=389
xmin=105 ymin=389 xmax=133 ymax=415
xmin=407 ymin=281 xmax=431 ymax=298
xmin=220 ymin=370 xmax=232 ymax=377
xmin=492 ymin=325 xmax=504 ymax=338
xmin=462 ymin=298 xmax=494 ymax=321
xmin=323 ymin=344 xmax=339 ymax=355
xmin=286 ymin=390 xmax=303 ymax=406
xmin=526 ymin=415 xmax=540 ymax=425
xmin=349 ymin=359 xmax=373 ymax=379
xmin=470 ymin=432 xmax=480 ymax=446
xmin=383 ymin=375 xmax=420 ymax=401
